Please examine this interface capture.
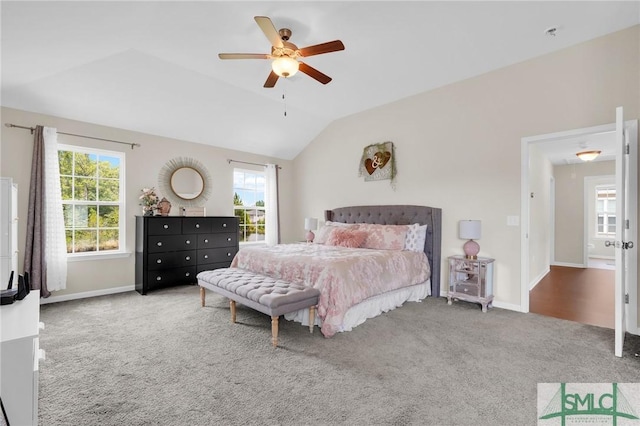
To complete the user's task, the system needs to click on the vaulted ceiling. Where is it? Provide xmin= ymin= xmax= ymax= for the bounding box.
xmin=2 ymin=1 xmax=638 ymax=160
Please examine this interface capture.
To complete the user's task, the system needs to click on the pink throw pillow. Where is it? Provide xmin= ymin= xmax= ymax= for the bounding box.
xmin=326 ymin=228 xmax=367 ymax=248
xmin=357 ymin=223 xmax=409 ymax=250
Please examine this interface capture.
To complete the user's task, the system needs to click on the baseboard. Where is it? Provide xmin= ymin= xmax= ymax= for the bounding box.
xmin=588 ymin=255 xmax=615 ymax=260
xmin=492 ymin=300 xmax=523 ymax=312
xmin=528 ymin=267 xmax=550 ymax=291
xmin=40 ymin=285 xmax=135 ymax=304
xmin=551 ymin=262 xmax=585 ymax=268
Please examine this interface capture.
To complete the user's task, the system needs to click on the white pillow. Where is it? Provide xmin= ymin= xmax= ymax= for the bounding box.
xmin=404 ymin=223 xmax=427 ymax=252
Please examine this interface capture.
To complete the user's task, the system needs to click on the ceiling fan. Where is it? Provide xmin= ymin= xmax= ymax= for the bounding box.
xmin=218 ymin=16 xmax=345 ymax=88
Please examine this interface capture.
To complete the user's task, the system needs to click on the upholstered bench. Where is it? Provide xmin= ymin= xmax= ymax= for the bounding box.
xmin=197 ymin=268 xmax=320 ymax=347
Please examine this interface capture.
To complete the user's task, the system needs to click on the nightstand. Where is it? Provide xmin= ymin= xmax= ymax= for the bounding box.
xmin=447 ymin=255 xmax=494 ymax=312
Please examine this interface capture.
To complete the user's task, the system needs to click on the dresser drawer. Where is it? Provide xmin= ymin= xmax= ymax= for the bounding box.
xmin=147 ymin=218 xmax=183 ymax=235
xmin=197 ymin=247 xmax=238 ymax=264
xmin=147 ymin=266 xmax=197 ymax=289
xmin=148 ymin=235 xmax=197 ymax=253
xmin=196 ymin=262 xmax=232 ymax=274
xmin=211 ymin=217 xmax=238 ymax=233
xmin=197 ymin=233 xmax=237 ymax=248
xmin=147 ymin=250 xmax=196 ymax=270
xmin=182 ymin=218 xmax=212 ymax=234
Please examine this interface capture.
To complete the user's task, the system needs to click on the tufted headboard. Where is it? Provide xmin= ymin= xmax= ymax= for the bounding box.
xmin=324 ymin=205 xmax=442 ymax=297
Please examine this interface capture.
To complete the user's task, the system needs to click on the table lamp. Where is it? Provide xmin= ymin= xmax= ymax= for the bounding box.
xmin=459 ymin=220 xmax=481 ymax=259
xmin=304 ymin=218 xmax=318 ymax=243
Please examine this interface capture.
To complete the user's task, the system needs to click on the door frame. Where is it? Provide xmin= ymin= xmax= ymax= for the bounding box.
xmin=520 ymin=119 xmax=638 ymax=336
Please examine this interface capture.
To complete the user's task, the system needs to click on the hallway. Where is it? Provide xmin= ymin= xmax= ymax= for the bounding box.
xmin=529 ymin=265 xmax=615 ymax=329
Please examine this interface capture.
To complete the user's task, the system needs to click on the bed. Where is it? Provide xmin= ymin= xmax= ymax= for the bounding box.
xmin=230 ymin=205 xmax=442 ymax=337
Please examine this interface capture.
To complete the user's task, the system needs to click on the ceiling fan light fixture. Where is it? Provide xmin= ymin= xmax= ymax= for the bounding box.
xmin=271 ymin=56 xmax=299 ymax=78
xmin=576 ymin=150 xmax=601 ymax=162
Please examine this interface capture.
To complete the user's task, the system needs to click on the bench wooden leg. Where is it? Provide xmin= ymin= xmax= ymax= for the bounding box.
xmin=200 ymin=287 xmax=205 ymax=307
xmin=309 ymin=306 xmax=315 ymax=333
xmin=271 ymin=316 xmax=279 ymax=347
xmin=230 ymin=300 xmax=236 ymax=323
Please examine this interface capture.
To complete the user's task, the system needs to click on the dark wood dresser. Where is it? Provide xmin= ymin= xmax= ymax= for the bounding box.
xmin=135 ymin=216 xmax=239 ymax=295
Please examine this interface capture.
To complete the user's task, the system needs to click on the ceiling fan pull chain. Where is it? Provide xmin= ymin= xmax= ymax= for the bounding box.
xmin=282 ymin=90 xmax=287 ymax=117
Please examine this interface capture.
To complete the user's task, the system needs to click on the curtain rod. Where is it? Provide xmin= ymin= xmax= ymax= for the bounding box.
xmin=4 ymin=123 xmax=141 ymax=149
xmin=227 ymin=159 xmax=282 ymax=169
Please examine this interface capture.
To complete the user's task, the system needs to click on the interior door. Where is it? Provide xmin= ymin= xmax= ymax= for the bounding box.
xmin=614 ymin=106 xmax=627 ymax=357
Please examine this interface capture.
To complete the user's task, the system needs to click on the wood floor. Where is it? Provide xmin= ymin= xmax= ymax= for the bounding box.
xmin=529 ymin=265 xmax=614 ymax=329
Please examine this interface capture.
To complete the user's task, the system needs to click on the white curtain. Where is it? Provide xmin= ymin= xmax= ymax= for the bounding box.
xmin=43 ymin=127 xmax=67 ymax=291
xmin=264 ymin=164 xmax=280 ymax=246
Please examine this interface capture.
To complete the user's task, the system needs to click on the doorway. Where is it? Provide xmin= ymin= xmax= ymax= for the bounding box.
xmin=520 ymin=118 xmax=638 ymax=340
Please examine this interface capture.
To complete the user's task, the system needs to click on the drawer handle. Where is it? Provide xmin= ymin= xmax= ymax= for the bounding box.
xmin=223 ymin=223 xmax=227 ymax=228
xmin=156 ymin=276 xmax=162 ymax=281
xmin=185 ymin=272 xmax=190 ymax=277
xmin=196 ymin=224 xmax=200 ymax=228
xmin=227 ymin=237 xmax=232 ymax=241
xmin=163 ymin=224 xmax=169 ymax=229
xmin=186 ymin=240 xmax=191 ymax=244
xmin=157 ymin=242 xmax=162 ymax=247
xmin=204 ymin=255 xmax=209 ymax=259
xmin=204 ymin=239 xmax=209 ymax=243
xmin=156 ymin=259 xmax=162 ymax=264
xmin=185 ymin=256 xmax=191 ymax=261
xmin=227 ymin=252 xmax=232 ymax=257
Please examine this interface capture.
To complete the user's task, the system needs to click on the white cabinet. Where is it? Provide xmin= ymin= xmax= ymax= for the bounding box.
xmin=0 ymin=291 xmax=42 ymax=426
xmin=0 ymin=177 xmax=18 ymax=287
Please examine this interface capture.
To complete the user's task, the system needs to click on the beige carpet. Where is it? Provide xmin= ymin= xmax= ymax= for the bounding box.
xmin=38 ymin=285 xmax=640 ymax=425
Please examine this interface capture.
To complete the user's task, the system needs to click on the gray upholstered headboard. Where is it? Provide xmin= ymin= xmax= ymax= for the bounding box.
xmin=324 ymin=205 xmax=442 ymax=297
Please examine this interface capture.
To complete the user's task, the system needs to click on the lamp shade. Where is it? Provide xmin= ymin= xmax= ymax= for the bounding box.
xmin=459 ymin=220 xmax=481 ymax=240
xmin=272 ymin=57 xmax=299 ymax=78
xmin=304 ymin=218 xmax=318 ymax=231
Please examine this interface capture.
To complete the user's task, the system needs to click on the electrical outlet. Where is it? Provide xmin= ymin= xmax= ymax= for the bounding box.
xmin=507 ymin=216 xmax=520 ymax=226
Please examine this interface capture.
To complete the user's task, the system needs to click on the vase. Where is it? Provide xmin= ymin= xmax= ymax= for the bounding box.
xmin=142 ymin=206 xmax=154 ymax=216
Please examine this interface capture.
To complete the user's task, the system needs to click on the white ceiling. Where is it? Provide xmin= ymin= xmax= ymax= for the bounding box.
xmin=2 ymin=1 xmax=639 ymax=160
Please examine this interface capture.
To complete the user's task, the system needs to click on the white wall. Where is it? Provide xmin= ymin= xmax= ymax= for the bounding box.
xmin=0 ymin=107 xmax=295 ymax=299
xmin=292 ymin=25 xmax=639 ymax=308
xmin=554 ymin=162 xmax=615 ymax=264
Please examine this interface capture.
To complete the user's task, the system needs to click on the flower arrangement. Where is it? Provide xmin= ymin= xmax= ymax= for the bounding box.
xmin=139 ymin=187 xmax=158 ymax=215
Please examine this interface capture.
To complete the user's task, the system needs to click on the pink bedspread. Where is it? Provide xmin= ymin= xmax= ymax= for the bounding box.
xmin=230 ymin=243 xmax=430 ymax=337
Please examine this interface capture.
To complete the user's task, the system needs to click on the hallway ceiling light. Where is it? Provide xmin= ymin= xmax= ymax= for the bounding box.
xmin=576 ymin=150 xmax=601 ymax=162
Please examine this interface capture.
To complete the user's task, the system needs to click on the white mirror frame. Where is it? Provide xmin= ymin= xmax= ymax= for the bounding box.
xmin=158 ymin=157 xmax=212 ymax=207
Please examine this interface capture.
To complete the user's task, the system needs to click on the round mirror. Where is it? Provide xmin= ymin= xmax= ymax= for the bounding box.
xmin=158 ymin=157 xmax=211 ymax=207
xmin=170 ymin=167 xmax=204 ymax=200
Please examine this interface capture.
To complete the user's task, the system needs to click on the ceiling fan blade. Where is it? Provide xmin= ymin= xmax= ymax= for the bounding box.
xmin=299 ymin=62 xmax=332 ymax=85
xmin=218 ymin=53 xmax=270 ymax=60
xmin=299 ymin=40 xmax=345 ymax=57
xmin=264 ymin=71 xmax=279 ymax=88
xmin=254 ymin=16 xmax=283 ymax=48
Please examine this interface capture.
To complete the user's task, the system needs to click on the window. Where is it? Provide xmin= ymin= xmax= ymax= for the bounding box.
xmin=58 ymin=145 xmax=125 ymax=254
xmin=233 ymin=169 xmax=266 ymax=243
xmin=596 ymin=185 xmax=616 ymax=237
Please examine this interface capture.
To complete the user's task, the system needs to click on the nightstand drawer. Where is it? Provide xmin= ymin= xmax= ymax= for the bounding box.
xmin=197 ymin=247 xmax=238 ymax=264
xmin=148 ymin=235 xmax=197 ymax=253
xmin=197 ymin=233 xmax=237 ymax=248
xmin=453 ymin=282 xmax=480 ymax=296
xmin=147 ymin=218 xmax=183 ymax=235
xmin=147 ymin=250 xmax=196 ymax=270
